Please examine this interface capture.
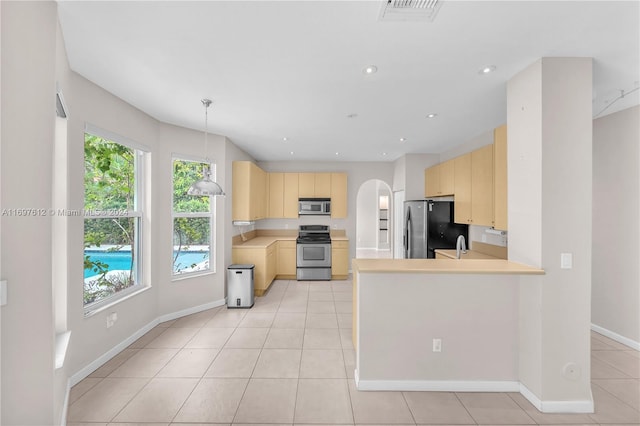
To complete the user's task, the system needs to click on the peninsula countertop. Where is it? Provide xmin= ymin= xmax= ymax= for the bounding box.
xmin=352 ymin=258 xmax=544 ymax=275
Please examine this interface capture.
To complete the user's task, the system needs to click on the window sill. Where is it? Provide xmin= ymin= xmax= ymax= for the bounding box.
xmin=55 ymin=331 xmax=71 ymax=370
xmin=171 ymin=270 xmax=216 ymax=282
xmin=84 ymin=285 xmax=151 ymax=318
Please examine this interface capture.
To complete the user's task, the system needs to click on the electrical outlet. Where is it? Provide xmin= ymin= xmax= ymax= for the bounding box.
xmin=432 ymin=338 xmax=442 ymax=352
xmin=106 ymin=312 xmax=118 ymax=328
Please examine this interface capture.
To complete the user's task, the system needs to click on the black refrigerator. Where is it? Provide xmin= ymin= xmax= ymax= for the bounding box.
xmin=403 ymin=200 xmax=468 ymax=259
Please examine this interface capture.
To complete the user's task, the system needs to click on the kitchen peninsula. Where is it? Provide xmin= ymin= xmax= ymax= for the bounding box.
xmin=351 ymin=258 xmax=543 ymax=392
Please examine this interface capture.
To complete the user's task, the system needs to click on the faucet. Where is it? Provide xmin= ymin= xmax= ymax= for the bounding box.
xmin=456 ymin=235 xmax=467 ymax=259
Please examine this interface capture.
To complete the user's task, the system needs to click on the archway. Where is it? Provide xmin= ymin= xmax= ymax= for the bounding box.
xmin=355 ymin=179 xmax=393 ymax=259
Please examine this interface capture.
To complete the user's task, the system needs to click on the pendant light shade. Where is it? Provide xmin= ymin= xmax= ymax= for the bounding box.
xmin=188 ymin=98 xmax=225 ymax=197
xmin=187 ymin=165 xmax=225 ymax=196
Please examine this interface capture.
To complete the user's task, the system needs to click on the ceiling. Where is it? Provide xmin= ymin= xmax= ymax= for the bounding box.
xmin=57 ymin=1 xmax=639 ymax=162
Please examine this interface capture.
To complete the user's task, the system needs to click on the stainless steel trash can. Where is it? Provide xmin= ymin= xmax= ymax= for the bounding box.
xmin=227 ymin=264 xmax=255 ymax=308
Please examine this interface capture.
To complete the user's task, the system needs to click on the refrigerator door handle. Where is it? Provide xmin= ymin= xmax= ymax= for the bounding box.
xmin=405 ymin=207 xmax=412 ymax=258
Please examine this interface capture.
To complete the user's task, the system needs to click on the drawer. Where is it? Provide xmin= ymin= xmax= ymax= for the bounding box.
xmin=332 ymin=240 xmax=349 ymax=249
xmin=278 ymin=240 xmax=297 ymax=249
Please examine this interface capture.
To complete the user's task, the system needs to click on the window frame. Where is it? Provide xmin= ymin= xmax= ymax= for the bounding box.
xmin=83 ymin=124 xmax=149 ymax=315
xmin=171 ymin=154 xmax=216 ymax=280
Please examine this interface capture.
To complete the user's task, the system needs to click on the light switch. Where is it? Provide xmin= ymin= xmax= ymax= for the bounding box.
xmin=560 ymin=253 xmax=573 ymax=269
xmin=0 ymin=280 xmax=7 ymax=306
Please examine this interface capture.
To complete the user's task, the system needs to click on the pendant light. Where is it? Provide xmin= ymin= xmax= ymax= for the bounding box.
xmin=187 ymin=99 xmax=225 ymax=197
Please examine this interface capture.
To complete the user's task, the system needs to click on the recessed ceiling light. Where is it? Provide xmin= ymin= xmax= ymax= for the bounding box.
xmin=363 ymin=65 xmax=378 ymax=75
xmin=283 ymin=137 xmax=288 ymax=142
xmin=382 ymin=152 xmax=387 ymax=156
xmin=335 ymin=152 xmax=339 ymax=156
xmin=290 ymin=151 xmax=294 ymax=155
xmin=479 ymin=65 xmax=496 ymax=75
xmin=399 ymin=138 xmax=406 ymax=143
xmin=426 ymin=113 xmax=437 ymax=118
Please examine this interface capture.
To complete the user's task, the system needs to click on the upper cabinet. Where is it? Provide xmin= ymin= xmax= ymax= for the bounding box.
xmin=493 ymin=125 xmax=507 ymax=231
xmin=283 ymin=173 xmax=299 ymax=218
xmin=453 ymin=145 xmax=494 ymax=227
xmin=424 ymin=159 xmax=454 ymax=197
xmin=330 ymin=172 xmax=348 ymax=218
xmin=298 ymin=172 xmax=332 ymax=198
xmin=470 ymin=144 xmax=494 ymax=227
xmin=233 ymin=161 xmax=267 ymax=221
xmin=428 ymin=125 xmax=507 ymax=229
xmin=453 ymin=153 xmax=472 ymax=224
xmin=298 ymin=173 xmax=315 ymax=198
xmin=268 ymin=172 xmax=285 ymax=218
xmin=233 ymin=166 xmax=347 ymax=220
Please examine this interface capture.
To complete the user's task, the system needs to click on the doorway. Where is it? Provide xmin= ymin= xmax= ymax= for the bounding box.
xmin=355 ymin=179 xmax=393 ymax=259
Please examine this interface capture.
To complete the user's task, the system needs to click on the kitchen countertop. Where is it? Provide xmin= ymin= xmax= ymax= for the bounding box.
xmin=233 ymin=232 xmax=348 ymax=248
xmin=352 ymin=258 xmax=544 ymax=275
xmin=435 ymin=249 xmax=500 ymax=260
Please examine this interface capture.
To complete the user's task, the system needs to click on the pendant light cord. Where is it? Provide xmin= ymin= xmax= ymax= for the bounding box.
xmin=202 ymin=98 xmax=212 ymax=163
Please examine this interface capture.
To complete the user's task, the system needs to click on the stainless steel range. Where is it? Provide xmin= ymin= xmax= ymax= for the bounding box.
xmin=296 ymin=225 xmax=332 ymax=281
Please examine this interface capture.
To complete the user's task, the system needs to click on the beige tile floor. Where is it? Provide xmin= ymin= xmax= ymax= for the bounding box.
xmin=68 ymin=279 xmax=640 ymax=425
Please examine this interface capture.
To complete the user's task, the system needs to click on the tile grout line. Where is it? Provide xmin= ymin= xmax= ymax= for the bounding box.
xmin=168 ymin=306 xmax=231 ymax=424
xmin=453 ymin=391 xmax=479 ymax=425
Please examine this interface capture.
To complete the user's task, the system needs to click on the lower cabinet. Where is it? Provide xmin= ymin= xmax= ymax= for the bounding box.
xmin=232 ymin=242 xmax=278 ymax=297
xmin=331 ymin=240 xmax=349 ymax=279
xmin=277 ymin=240 xmax=297 ymax=279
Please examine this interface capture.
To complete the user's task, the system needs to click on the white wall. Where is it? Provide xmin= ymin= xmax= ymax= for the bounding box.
xmin=356 ymin=180 xmax=379 ymax=249
xmin=508 ymin=58 xmax=593 ymax=409
xmin=592 ymin=105 xmax=640 ymax=346
xmin=1 ymin=2 xmax=57 ymax=423
xmin=400 ymin=154 xmax=439 ymax=201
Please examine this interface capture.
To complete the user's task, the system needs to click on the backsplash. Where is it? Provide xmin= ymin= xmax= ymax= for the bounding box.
xmin=469 ymin=225 xmax=508 ymax=248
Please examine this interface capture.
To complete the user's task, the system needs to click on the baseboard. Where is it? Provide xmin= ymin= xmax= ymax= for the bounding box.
xmin=591 ymin=323 xmax=640 ymax=350
xmin=70 ymin=297 xmax=226 ymax=387
xmin=156 ymin=298 xmax=226 ymax=324
xmin=520 ymin=383 xmax=594 ymax=413
xmin=355 ymin=379 xmax=520 ymax=392
xmin=69 ymin=319 xmax=159 ymax=386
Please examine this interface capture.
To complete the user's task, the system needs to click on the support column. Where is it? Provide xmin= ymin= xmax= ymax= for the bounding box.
xmin=508 ymin=58 xmax=593 ymax=412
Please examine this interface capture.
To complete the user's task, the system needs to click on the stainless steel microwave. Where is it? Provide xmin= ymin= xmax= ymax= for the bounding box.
xmin=298 ymin=198 xmax=331 ymax=216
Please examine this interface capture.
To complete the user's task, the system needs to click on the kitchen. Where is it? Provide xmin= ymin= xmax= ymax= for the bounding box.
xmin=1 ymin=1 xmax=639 ymax=425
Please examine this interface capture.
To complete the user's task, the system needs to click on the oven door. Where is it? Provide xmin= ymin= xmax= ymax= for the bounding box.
xmin=296 ymin=243 xmax=331 ymax=268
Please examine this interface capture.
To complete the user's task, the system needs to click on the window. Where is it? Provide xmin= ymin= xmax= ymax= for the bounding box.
xmin=172 ymin=158 xmax=214 ymax=276
xmin=83 ymin=132 xmax=145 ymax=309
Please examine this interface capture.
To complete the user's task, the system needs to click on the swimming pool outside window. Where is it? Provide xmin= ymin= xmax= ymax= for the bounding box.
xmin=172 ymin=157 xmax=215 ymax=277
xmin=83 ymin=130 xmax=146 ymax=311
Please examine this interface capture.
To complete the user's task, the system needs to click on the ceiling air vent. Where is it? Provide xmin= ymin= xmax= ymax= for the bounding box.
xmin=378 ymin=0 xmax=443 ymax=22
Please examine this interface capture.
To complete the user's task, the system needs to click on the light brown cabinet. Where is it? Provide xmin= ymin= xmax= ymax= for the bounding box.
xmin=470 ymin=144 xmax=494 ymax=227
xmin=453 ymin=153 xmax=472 ymax=224
xmin=283 ymin=173 xmax=299 ymax=218
xmin=232 ymin=242 xmax=277 ymax=296
xmin=233 ymin=161 xmax=267 ymax=221
xmin=269 ymin=172 xmax=300 ymax=219
xmin=315 ymin=174 xmax=331 ymax=198
xmin=453 ymin=146 xmax=494 ymax=227
xmin=424 ymin=160 xmax=454 ymax=197
xmin=298 ymin=173 xmax=315 ymax=198
xmin=268 ymin=172 xmax=285 ymax=218
xmin=233 ymin=166 xmax=347 ymax=220
xmin=331 ymin=240 xmax=349 ymax=279
xmin=298 ymin=172 xmax=332 ymax=198
xmin=276 ymin=240 xmax=296 ymax=279
xmin=330 ymin=172 xmax=348 ymax=218
xmin=493 ymin=125 xmax=507 ymax=231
